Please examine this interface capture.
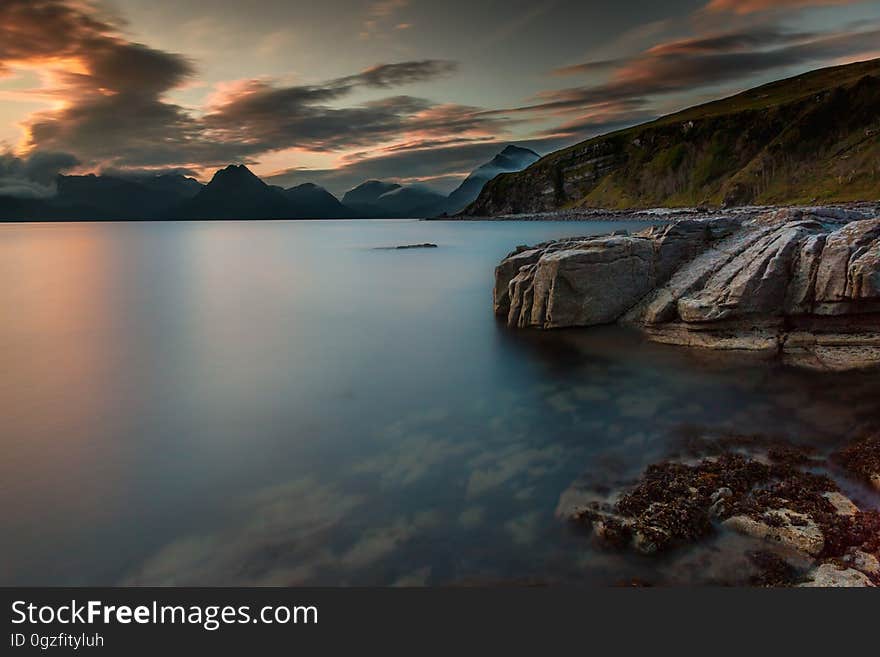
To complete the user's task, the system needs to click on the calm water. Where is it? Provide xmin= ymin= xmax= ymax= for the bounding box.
xmin=2 ymin=219 xmax=879 ymax=586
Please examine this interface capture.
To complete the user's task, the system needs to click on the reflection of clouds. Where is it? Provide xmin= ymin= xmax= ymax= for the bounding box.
xmin=466 ymin=444 xmax=564 ymax=498
xmin=124 ymin=475 xmax=445 ymax=585
xmin=122 ymin=393 xmax=578 ymax=585
xmin=616 ymin=393 xmax=670 ymax=419
xmin=124 ymin=477 xmax=363 ymax=586
xmin=341 ymin=511 xmax=440 ymax=569
xmin=573 ymin=386 xmax=611 ymax=402
xmin=505 ymin=511 xmax=542 ymax=546
xmin=547 ymin=392 xmax=577 ymax=413
xmin=392 ymin=566 xmax=432 ymax=587
xmin=458 ymin=506 xmax=485 ymax=529
xmin=355 ymin=434 xmax=471 ymax=487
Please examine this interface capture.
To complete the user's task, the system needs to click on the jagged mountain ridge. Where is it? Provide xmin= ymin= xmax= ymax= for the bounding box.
xmin=0 ymin=144 xmax=538 ymax=221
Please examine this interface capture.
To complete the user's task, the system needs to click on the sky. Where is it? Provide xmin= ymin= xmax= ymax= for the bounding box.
xmin=2 ymin=0 xmax=880 ymax=196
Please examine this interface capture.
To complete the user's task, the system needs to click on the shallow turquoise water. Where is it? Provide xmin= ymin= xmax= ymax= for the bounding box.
xmin=1 ymin=219 xmax=878 ymax=585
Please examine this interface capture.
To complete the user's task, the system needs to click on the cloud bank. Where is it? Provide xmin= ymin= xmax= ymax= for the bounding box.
xmin=1 ymin=0 xmax=879 ymax=195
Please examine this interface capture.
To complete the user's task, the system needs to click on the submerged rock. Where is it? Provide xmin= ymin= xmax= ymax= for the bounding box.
xmin=564 ymin=436 xmax=880 ymax=586
xmin=494 ymin=208 xmax=880 ymax=370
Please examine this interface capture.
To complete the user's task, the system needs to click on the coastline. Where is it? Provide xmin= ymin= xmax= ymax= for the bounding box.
xmin=446 ymin=201 xmax=880 ymax=222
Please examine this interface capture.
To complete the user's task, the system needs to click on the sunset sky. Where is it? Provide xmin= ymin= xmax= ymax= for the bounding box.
xmin=2 ymin=0 xmax=880 ymax=195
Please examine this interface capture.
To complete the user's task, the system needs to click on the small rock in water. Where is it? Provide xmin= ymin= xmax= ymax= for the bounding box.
xmin=375 ymin=243 xmax=438 ymax=250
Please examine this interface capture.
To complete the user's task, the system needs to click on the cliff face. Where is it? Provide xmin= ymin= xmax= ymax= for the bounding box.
xmin=468 ymin=59 xmax=880 ymax=215
xmin=493 ymin=207 xmax=880 ymax=371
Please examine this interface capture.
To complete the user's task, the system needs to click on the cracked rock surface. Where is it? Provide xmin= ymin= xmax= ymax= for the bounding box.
xmin=494 ymin=207 xmax=880 ymax=370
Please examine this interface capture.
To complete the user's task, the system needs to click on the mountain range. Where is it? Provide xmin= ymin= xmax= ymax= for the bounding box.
xmin=467 ymin=58 xmax=880 ymax=215
xmin=0 ymin=144 xmax=538 ymax=221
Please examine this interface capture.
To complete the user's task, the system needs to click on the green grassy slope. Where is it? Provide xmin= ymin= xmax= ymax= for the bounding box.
xmin=467 ymin=59 xmax=880 ymax=214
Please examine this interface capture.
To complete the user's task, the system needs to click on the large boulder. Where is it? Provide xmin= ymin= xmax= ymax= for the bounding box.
xmin=494 ymin=208 xmax=880 ymax=370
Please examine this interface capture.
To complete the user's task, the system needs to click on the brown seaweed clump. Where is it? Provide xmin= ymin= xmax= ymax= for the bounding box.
xmin=569 ymin=440 xmax=880 ymax=585
xmin=747 ymin=550 xmax=803 ymax=587
xmin=832 ymin=435 xmax=880 ymax=491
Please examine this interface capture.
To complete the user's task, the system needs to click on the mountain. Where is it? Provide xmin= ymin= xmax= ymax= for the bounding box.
xmin=467 ymin=58 xmax=880 ymax=215
xmin=342 ymin=180 xmax=401 ymax=206
xmin=341 ymin=180 xmax=401 ymax=217
xmin=55 ymin=175 xmax=165 ymax=218
xmin=0 ymin=195 xmax=102 ymax=221
xmin=0 ymin=164 xmax=356 ymax=221
xmin=135 ymin=174 xmax=203 ymax=201
xmin=341 ymin=180 xmax=445 ymax=217
xmin=372 ymin=185 xmax=446 ymax=217
xmin=175 ymin=164 xmax=293 ymax=219
xmin=444 ymin=145 xmax=539 ymax=214
xmin=282 ymin=183 xmax=354 ymax=218
xmin=52 ymin=173 xmax=202 ymax=219
xmin=0 ymin=172 xmax=203 ymax=220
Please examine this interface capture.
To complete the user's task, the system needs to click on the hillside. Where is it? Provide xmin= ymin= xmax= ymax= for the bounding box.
xmin=467 ymin=59 xmax=880 ymax=215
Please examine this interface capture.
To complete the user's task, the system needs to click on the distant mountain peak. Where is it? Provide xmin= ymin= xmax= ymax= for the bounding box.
xmin=499 ymin=144 xmax=539 ymax=157
xmin=442 ymin=144 xmax=540 ymax=215
xmin=210 ymin=164 xmax=261 ymax=184
xmin=342 ymin=180 xmax=403 ymax=207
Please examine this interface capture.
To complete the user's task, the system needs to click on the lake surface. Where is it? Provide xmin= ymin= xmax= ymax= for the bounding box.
xmin=2 ymin=219 xmax=879 ymax=586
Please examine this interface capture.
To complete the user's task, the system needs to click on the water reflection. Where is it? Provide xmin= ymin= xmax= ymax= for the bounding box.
xmin=1 ymin=220 xmax=878 ymax=586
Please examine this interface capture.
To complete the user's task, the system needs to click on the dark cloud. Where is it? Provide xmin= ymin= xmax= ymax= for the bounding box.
xmin=337 ymin=60 xmax=458 ymax=87
xmin=0 ymin=0 xmax=203 ymax=169
xmin=0 ymin=0 xmax=117 ymax=69
xmin=202 ymin=84 xmax=510 ymax=155
xmin=529 ymin=25 xmax=880 ymax=115
xmin=0 ymin=150 xmax=79 ymax=198
xmin=2 ymin=0 xmax=879 ymax=191
xmin=2 ymin=1 xmax=467 ymax=171
xmin=265 ymin=105 xmax=657 ymax=196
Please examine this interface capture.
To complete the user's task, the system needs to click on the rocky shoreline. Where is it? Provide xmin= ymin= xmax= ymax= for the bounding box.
xmin=558 ymin=434 xmax=880 ymax=587
xmin=493 ymin=206 xmax=880 ymax=371
xmin=451 ymin=202 xmax=880 ymax=222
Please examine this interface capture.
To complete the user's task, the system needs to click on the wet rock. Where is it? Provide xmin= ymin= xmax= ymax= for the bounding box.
xmin=722 ymin=511 xmax=824 ymax=556
xmin=571 ymin=453 xmax=772 ymax=554
xmin=822 ymin=491 xmax=860 ymax=517
xmin=832 ymin=435 xmax=880 ymax=491
xmin=567 ymin=440 xmax=878 ymax=571
xmin=798 ymin=563 xmax=876 ymax=588
xmin=709 ymin=487 xmax=733 ymax=517
xmin=843 ymin=548 xmax=880 ymax=577
xmin=495 ymin=210 xmax=880 ymax=370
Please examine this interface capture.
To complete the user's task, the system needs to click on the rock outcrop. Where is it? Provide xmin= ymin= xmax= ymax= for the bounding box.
xmin=494 ymin=207 xmax=880 ymax=370
xmin=561 ymin=436 xmax=880 ymax=587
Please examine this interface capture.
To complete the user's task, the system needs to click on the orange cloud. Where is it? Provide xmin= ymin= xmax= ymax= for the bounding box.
xmin=705 ymin=0 xmax=863 ymax=14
